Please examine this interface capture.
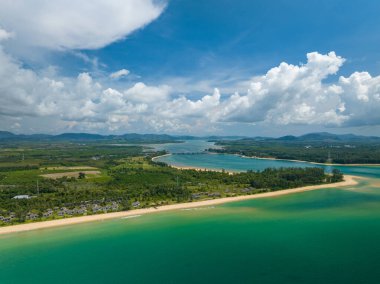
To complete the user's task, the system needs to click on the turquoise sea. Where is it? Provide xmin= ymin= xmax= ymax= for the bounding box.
xmin=1 ymin=141 xmax=380 ymax=283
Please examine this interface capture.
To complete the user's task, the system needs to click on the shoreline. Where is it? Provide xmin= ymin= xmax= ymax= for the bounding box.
xmin=171 ymin=164 xmax=237 ymax=174
xmin=0 ymin=175 xmax=358 ymax=236
xmin=237 ymin=154 xmax=380 ymax=167
xmin=152 ymin=152 xmax=380 ymax=168
xmin=151 ymin=153 xmax=172 ymax=161
xmin=152 ymin=153 xmax=237 ymax=174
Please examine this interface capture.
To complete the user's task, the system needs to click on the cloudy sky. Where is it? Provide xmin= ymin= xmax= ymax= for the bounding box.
xmin=1 ymin=0 xmax=380 ymax=136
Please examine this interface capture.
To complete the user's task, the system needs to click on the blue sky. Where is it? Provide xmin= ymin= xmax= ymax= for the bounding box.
xmin=72 ymin=0 xmax=380 ymax=80
xmin=1 ymin=0 xmax=380 ymax=136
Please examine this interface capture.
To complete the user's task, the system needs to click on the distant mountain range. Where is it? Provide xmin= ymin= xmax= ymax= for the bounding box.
xmin=0 ymin=131 xmax=245 ymax=143
xmin=0 ymin=131 xmax=378 ymax=143
xmin=240 ymin=132 xmax=380 ymax=143
xmin=0 ymin=131 xmax=181 ymax=143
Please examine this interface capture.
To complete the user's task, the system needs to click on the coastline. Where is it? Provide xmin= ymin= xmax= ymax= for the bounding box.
xmin=171 ymin=164 xmax=237 ymax=174
xmin=151 ymin=153 xmax=172 ymax=162
xmin=152 ymin=152 xmax=380 ymax=168
xmin=237 ymin=154 xmax=380 ymax=167
xmin=0 ymin=175 xmax=358 ymax=236
xmin=152 ymin=153 xmax=237 ymax=173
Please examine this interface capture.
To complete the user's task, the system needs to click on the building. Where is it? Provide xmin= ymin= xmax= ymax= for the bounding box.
xmin=132 ymin=201 xmax=140 ymax=208
xmin=12 ymin=195 xmax=31 ymax=200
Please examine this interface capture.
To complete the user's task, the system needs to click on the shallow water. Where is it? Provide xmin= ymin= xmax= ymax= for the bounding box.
xmin=156 ymin=151 xmax=380 ymax=178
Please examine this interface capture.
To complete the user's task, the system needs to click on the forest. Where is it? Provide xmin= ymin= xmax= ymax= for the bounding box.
xmin=211 ymin=138 xmax=380 ymax=164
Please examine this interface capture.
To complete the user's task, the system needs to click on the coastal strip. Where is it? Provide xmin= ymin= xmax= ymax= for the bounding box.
xmin=237 ymin=154 xmax=380 ymax=167
xmin=170 ymin=165 xmax=236 ymax=174
xmin=152 ymin=154 xmax=236 ymax=173
xmin=0 ymin=175 xmax=358 ymax=236
xmin=152 ymin=152 xmax=380 ymax=168
xmin=151 ymin=153 xmax=172 ymax=161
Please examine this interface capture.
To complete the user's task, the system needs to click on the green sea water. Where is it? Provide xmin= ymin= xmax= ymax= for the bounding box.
xmin=1 ymin=141 xmax=380 ymax=284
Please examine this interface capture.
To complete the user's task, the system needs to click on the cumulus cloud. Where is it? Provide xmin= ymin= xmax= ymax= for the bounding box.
xmin=0 ymin=28 xmax=13 ymax=41
xmin=0 ymin=0 xmax=166 ymax=50
xmin=217 ymin=52 xmax=348 ymax=125
xmin=110 ymin=69 xmax=130 ymax=79
xmin=1 ymin=49 xmax=380 ymax=133
xmin=124 ymin=82 xmax=171 ymax=103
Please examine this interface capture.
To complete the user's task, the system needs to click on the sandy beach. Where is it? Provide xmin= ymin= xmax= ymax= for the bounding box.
xmin=0 ymin=175 xmax=358 ymax=236
xmin=172 ymin=165 xmax=236 ymax=174
xmin=151 ymin=154 xmax=172 ymax=161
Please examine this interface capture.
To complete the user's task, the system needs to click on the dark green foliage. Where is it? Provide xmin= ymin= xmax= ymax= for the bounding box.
xmin=211 ymin=139 xmax=380 ymax=164
xmin=330 ymin=169 xmax=344 ymax=182
xmin=0 ymin=165 xmax=39 ymax=172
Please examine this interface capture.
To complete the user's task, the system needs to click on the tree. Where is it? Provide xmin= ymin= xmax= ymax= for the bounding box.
xmin=331 ymin=169 xmax=343 ymax=182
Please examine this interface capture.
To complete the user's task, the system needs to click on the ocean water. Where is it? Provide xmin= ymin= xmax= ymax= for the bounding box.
xmin=1 ymin=141 xmax=380 ymax=284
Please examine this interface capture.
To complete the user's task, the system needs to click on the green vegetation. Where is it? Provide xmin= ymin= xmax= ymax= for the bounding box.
xmin=0 ymin=141 xmax=342 ymax=226
xmin=211 ymin=138 xmax=380 ymax=164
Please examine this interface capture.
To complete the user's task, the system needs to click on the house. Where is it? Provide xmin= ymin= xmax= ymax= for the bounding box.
xmin=132 ymin=201 xmax=140 ymax=208
xmin=42 ymin=209 xmax=54 ymax=218
xmin=111 ymin=202 xmax=119 ymax=210
xmin=92 ymin=204 xmax=103 ymax=213
xmin=12 ymin=195 xmax=31 ymax=200
xmin=191 ymin=193 xmax=201 ymax=199
xmin=208 ymin=192 xmax=221 ymax=197
xmin=26 ymin=212 xmax=39 ymax=220
xmin=58 ymin=207 xmax=70 ymax=216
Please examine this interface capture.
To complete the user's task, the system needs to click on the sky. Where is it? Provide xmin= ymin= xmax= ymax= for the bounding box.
xmin=1 ymin=0 xmax=380 ymax=136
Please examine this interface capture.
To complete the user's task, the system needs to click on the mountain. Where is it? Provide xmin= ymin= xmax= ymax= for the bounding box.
xmin=207 ymin=136 xmax=248 ymax=140
xmin=0 ymin=131 xmax=247 ymax=142
xmin=0 ymin=131 xmax=379 ymax=144
xmin=52 ymin=133 xmax=107 ymax=141
xmin=276 ymin=135 xmax=298 ymax=141
xmin=213 ymin=132 xmax=380 ymax=145
xmin=119 ymin=133 xmax=176 ymax=142
xmin=282 ymin=132 xmax=380 ymax=143
xmin=227 ymin=132 xmax=380 ymax=144
xmin=0 ymin=131 xmax=181 ymax=143
xmin=0 ymin=131 xmax=16 ymax=139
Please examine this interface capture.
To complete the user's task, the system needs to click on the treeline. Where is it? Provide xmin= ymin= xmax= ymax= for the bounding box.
xmin=211 ymin=140 xmax=380 ymax=164
xmin=0 ymin=165 xmax=39 ymax=172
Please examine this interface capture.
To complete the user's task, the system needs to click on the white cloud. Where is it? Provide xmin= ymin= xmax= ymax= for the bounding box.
xmin=0 ymin=28 xmax=13 ymax=41
xmin=124 ymin=82 xmax=171 ymax=103
xmin=110 ymin=69 xmax=130 ymax=79
xmin=0 ymin=0 xmax=166 ymax=50
xmin=213 ymin=52 xmax=349 ymax=125
xmin=1 ymin=49 xmax=380 ymax=134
